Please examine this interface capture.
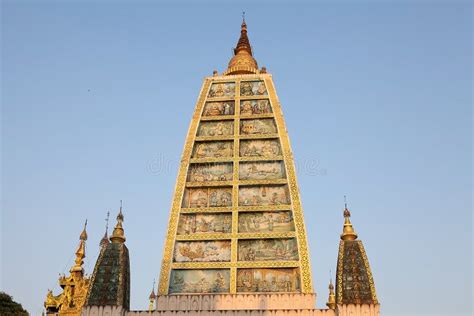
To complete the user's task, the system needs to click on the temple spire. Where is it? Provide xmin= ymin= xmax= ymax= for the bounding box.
xmin=70 ymin=220 xmax=88 ymax=273
xmin=148 ymin=279 xmax=156 ymax=311
xmin=110 ymin=201 xmax=126 ymax=243
xmin=224 ymin=16 xmax=258 ymax=75
xmin=341 ymin=197 xmax=358 ymax=241
xmin=326 ymin=276 xmax=336 ymax=310
xmin=100 ymin=211 xmax=110 ymax=247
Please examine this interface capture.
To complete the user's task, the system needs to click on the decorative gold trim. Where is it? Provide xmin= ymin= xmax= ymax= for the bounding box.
xmin=190 ymin=157 xmax=234 ymax=164
xmin=238 ymin=204 xmax=292 ymax=211
xmin=357 ymin=240 xmax=379 ymax=304
xmin=265 ymin=76 xmax=313 ymax=293
xmin=200 ymin=115 xmax=235 ymax=122
xmin=195 ymin=135 xmax=234 ymax=141
xmin=239 ymin=96 xmax=270 ymax=101
xmin=175 ymin=234 xmax=232 ymax=241
xmin=158 ymin=79 xmax=212 ymax=295
xmin=239 ymin=134 xmax=279 ymax=140
xmin=172 ymin=262 xmax=230 ymax=269
xmin=336 ymin=240 xmax=344 ymax=304
xmin=237 ymin=232 xmax=295 ymax=239
xmin=230 ymin=81 xmax=241 ymax=294
xmin=189 ymin=156 xmax=285 ymax=164
xmin=171 ymin=260 xmax=300 ymax=269
xmin=240 ymin=113 xmax=274 ymax=119
xmin=223 ymin=66 xmax=259 ymax=76
xmin=238 ymin=179 xmax=288 ymax=186
xmin=185 ymin=181 xmax=234 ymax=187
xmin=174 ymin=232 xmax=295 ymax=241
xmin=180 ymin=207 xmax=233 ymax=214
xmin=230 ymin=267 xmax=237 ymax=293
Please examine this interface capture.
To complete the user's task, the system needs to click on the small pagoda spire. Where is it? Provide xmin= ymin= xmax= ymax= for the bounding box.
xmin=70 ymin=220 xmax=88 ymax=273
xmin=224 ymin=14 xmax=258 ymax=75
xmin=326 ymin=272 xmax=336 ymax=310
xmin=341 ymin=196 xmax=358 ymax=241
xmin=100 ymin=211 xmax=110 ymax=247
xmin=110 ymin=201 xmax=126 ymax=243
xmin=148 ymin=279 xmax=156 ymax=311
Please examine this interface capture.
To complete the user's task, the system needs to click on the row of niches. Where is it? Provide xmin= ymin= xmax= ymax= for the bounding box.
xmin=187 ymin=161 xmax=286 ymax=182
xmin=173 ymin=238 xmax=299 ymax=263
xmin=207 ymin=81 xmax=268 ymax=99
xmin=192 ymin=139 xmax=281 ymax=159
xmin=202 ymin=100 xmax=272 ymax=117
xmin=181 ymin=185 xmax=290 ymax=208
xmin=168 ymin=268 xmax=300 ymax=294
xmin=177 ymin=211 xmax=295 ymax=235
xmin=197 ymin=118 xmax=277 ymax=137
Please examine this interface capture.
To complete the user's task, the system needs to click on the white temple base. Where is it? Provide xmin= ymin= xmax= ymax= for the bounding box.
xmin=82 ymin=294 xmax=380 ymax=316
xmin=154 ymin=293 xmax=318 ymax=311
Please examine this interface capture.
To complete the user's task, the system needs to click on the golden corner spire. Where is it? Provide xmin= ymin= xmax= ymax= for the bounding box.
xmin=224 ymin=13 xmax=259 ymax=75
xmin=341 ymin=197 xmax=358 ymax=241
xmin=148 ymin=279 xmax=156 ymax=311
xmin=110 ymin=201 xmax=126 ymax=244
xmin=45 ymin=219 xmax=91 ymax=314
xmin=326 ymin=277 xmax=336 ymax=310
xmin=71 ymin=220 xmax=88 ymax=273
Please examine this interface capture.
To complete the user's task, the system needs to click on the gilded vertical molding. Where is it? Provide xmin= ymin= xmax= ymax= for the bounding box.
xmin=264 ymin=75 xmax=313 ymax=293
xmin=158 ymin=79 xmax=212 ymax=294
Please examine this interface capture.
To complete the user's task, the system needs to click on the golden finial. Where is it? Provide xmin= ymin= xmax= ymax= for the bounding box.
xmin=100 ymin=211 xmax=110 ymax=247
xmin=110 ymin=201 xmax=126 ymax=243
xmin=341 ymin=196 xmax=358 ymax=241
xmin=79 ymin=219 xmax=88 ymax=240
xmin=326 ymin=272 xmax=336 ymax=310
xmin=224 ymin=14 xmax=258 ymax=75
xmin=148 ymin=279 xmax=156 ymax=311
xmin=71 ymin=220 xmax=88 ymax=273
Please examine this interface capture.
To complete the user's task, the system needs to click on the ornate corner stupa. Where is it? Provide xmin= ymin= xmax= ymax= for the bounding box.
xmin=84 ymin=206 xmax=130 ymax=314
xmin=335 ymin=204 xmax=380 ymax=316
xmin=44 ymin=221 xmax=90 ymax=316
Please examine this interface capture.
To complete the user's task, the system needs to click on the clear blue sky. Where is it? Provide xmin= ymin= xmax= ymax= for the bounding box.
xmin=1 ymin=2 xmax=472 ymax=316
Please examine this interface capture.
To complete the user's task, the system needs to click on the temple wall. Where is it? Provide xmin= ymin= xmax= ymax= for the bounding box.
xmin=83 ymin=305 xmax=126 ymax=316
xmin=82 ymin=298 xmax=379 ymax=316
xmin=336 ymin=304 xmax=380 ymax=316
xmin=128 ymin=310 xmax=335 ymax=316
xmin=154 ymin=294 xmax=317 ymax=311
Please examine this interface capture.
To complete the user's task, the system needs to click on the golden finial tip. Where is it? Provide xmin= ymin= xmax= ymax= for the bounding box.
xmin=326 ymin=278 xmax=336 ymax=309
xmin=149 ymin=290 xmax=156 ymax=300
xmin=79 ymin=219 xmax=88 ymax=240
xmin=110 ymin=203 xmax=126 ymax=243
xmin=344 ymin=206 xmax=351 ymax=218
xmin=341 ymin=203 xmax=358 ymax=241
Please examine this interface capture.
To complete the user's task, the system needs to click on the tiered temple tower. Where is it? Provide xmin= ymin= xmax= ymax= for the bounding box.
xmin=46 ymin=18 xmax=381 ymax=316
xmin=157 ymin=18 xmax=313 ymax=298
